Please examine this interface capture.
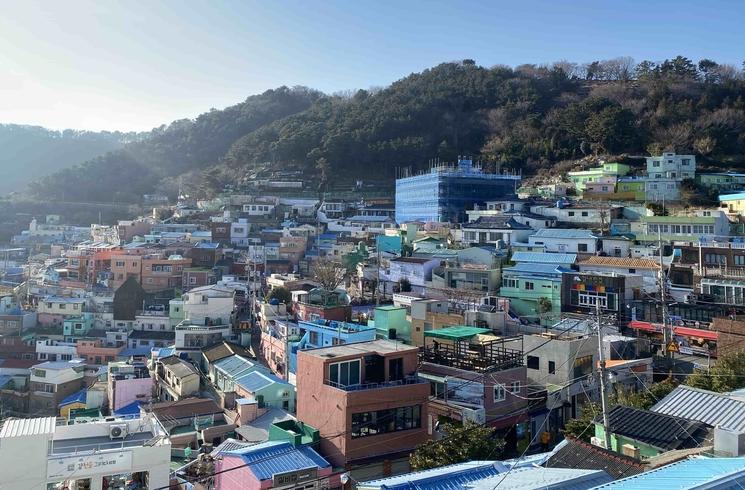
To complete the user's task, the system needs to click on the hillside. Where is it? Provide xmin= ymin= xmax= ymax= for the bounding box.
xmin=29 ymin=57 xmax=745 ymax=203
xmin=0 ymin=125 xmax=128 ymax=195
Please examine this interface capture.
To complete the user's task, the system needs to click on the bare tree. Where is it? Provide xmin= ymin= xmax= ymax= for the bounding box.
xmin=311 ymin=257 xmax=347 ymax=291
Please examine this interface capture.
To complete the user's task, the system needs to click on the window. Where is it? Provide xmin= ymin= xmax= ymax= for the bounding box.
xmin=628 ymin=268 xmax=636 ymax=273
xmin=578 ymin=244 xmax=588 ymax=252
xmin=41 ymin=383 xmax=55 ymax=393
xmin=653 ymin=160 xmax=660 ymax=167
xmin=527 ymin=356 xmax=539 ymax=370
xmin=581 ymin=211 xmax=588 ymax=217
xmin=351 ymin=405 xmax=421 ymax=438
xmin=502 ymin=278 xmax=517 ymax=288
xmin=509 ymin=381 xmax=521 ymax=394
xmin=33 ymin=369 xmax=46 ymax=378
xmin=329 ymin=359 xmax=361 ymax=387
xmin=494 ymin=384 xmax=506 ymax=402
xmin=568 ymin=211 xmax=575 ymax=217
xmin=705 ymin=254 xmax=726 ymax=265
xmin=736 ymin=256 xmax=745 ymax=266
xmin=548 ymin=361 xmax=556 ymax=374
xmin=308 ymin=331 xmax=319 ymax=345
xmin=59 ymin=304 xmax=66 ymax=310
xmin=573 ymin=355 xmax=593 ymax=379
xmin=115 ymin=261 xmax=125 ymax=267
xmin=525 ymin=282 xmax=534 ymax=290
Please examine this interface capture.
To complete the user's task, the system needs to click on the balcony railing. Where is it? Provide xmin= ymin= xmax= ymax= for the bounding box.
xmin=325 ymin=375 xmax=425 ymax=392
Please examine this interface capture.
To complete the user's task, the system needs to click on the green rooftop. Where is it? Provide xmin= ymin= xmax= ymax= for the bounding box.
xmin=424 ymin=325 xmax=492 ymax=341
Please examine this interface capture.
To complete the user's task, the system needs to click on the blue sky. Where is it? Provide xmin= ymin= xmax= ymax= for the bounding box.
xmin=1 ymin=0 xmax=743 ymax=131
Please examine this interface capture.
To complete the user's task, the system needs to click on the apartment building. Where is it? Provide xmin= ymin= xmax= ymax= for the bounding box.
xmin=37 ymin=297 xmax=86 ymax=327
xmin=296 ymin=340 xmax=429 ymax=467
xmin=108 ymin=360 xmax=153 ymax=412
xmin=155 ymin=355 xmax=200 ymax=401
xmin=111 ymin=253 xmax=191 ymax=292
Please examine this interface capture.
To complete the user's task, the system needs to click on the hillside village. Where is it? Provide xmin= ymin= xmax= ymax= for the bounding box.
xmin=5 ymin=150 xmax=745 ymax=489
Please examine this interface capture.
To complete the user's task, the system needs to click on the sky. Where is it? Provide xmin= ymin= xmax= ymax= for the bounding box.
xmin=1 ymin=0 xmax=744 ymax=132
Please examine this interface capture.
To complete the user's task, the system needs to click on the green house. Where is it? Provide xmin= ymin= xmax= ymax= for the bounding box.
xmin=500 ymin=263 xmax=565 ymax=325
xmin=616 ymin=179 xmax=646 ymax=200
xmin=594 ymin=406 xmax=708 ymax=459
xmin=567 ymin=163 xmax=630 ymax=191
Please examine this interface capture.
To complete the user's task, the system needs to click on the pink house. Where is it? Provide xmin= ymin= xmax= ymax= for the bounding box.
xmin=107 ymin=361 xmax=153 ymax=411
xmin=215 ymin=441 xmax=338 ymax=490
xmin=584 ymin=176 xmax=618 ymax=194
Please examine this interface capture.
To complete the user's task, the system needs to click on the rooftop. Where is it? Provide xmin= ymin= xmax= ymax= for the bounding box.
xmin=602 ymin=405 xmax=709 ymax=452
xmin=463 ymin=216 xmax=531 ymax=230
xmin=532 ymin=228 xmax=597 ymax=239
xmin=579 ymin=256 xmax=661 ymax=270
xmin=358 ymin=461 xmax=506 ymax=490
xmin=424 ymin=326 xmax=492 ymax=341
xmin=0 ymin=417 xmax=56 ymax=438
xmin=511 ymin=251 xmax=578 ymax=265
xmin=546 ymin=437 xmax=645 ymax=480
xmin=592 ymin=456 xmax=745 ymax=489
xmin=160 ymin=356 xmax=199 ymax=378
xmin=502 ymin=262 xmax=570 ymax=276
xmin=235 ymin=370 xmax=290 ymax=393
xmin=302 ymin=339 xmax=417 ymax=359
xmin=226 ymin=440 xmax=330 ymax=482
xmin=465 ymin=467 xmax=612 ymax=490
xmin=151 ymin=397 xmax=222 ymax=420
xmin=651 ymin=385 xmax=745 ymax=432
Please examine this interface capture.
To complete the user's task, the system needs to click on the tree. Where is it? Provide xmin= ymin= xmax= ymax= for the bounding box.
xmin=398 ymin=277 xmax=412 ymax=293
xmin=410 ymin=423 xmax=504 ymax=471
xmin=266 ymin=286 xmax=292 ymax=304
xmin=614 ymin=378 xmax=677 ymax=410
xmin=310 ymin=257 xmax=346 ymax=291
xmin=562 ymin=402 xmax=600 ymax=442
xmin=686 ymin=350 xmax=745 ymax=392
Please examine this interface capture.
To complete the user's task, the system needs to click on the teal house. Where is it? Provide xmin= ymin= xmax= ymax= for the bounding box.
xmin=499 ymin=263 xmax=567 ymax=325
xmin=63 ymin=313 xmax=94 ymax=341
xmin=371 ymin=305 xmax=411 ymax=342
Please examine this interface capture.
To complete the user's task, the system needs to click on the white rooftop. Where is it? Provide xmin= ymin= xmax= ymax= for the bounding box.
xmin=0 ymin=417 xmax=56 ymax=438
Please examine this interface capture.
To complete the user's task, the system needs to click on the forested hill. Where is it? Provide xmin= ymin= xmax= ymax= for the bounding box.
xmin=29 ymin=57 xmax=745 ymax=203
xmin=0 ymin=125 xmax=128 ymax=195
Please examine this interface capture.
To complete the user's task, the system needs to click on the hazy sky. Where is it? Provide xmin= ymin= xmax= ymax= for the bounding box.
xmin=1 ymin=0 xmax=744 ymax=131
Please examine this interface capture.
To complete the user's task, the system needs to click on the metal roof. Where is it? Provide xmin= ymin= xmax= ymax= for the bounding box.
xmin=227 ymin=440 xmax=330 ymax=481
xmin=466 ymin=467 xmax=612 ymax=489
xmin=602 ymin=405 xmax=708 ymax=451
xmin=59 ymin=389 xmax=87 ymax=407
xmin=532 ymin=228 xmax=597 ymax=239
xmin=0 ymin=417 xmax=56 ymax=438
xmin=719 ymin=192 xmax=745 ymax=201
xmin=511 ymin=252 xmax=578 ymax=265
xmin=502 ymin=262 xmax=570 ymax=276
xmin=358 ymin=461 xmax=506 ymax=490
xmin=651 ymin=386 xmax=745 ymax=432
xmin=213 ymin=355 xmax=263 ymax=378
xmin=592 ymin=456 xmax=745 ymax=489
xmin=235 ymin=371 xmax=289 ymax=393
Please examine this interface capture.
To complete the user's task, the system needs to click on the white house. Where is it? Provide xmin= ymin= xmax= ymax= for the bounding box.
xmin=530 ymin=203 xmax=621 ymax=226
xmin=0 ymin=414 xmax=170 ymax=490
xmin=646 ymin=152 xmax=696 ymax=180
xmin=461 ymin=216 xmax=533 ymax=247
xmin=36 ymin=339 xmax=78 ymax=362
xmin=528 ymin=229 xmax=599 ymax=254
xmin=380 ymin=257 xmax=440 ymax=293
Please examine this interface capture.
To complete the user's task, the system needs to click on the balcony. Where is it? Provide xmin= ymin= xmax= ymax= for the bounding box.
xmin=420 ymin=337 xmax=523 ymax=373
xmin=325 ymin=375 xmax=426 ymax=392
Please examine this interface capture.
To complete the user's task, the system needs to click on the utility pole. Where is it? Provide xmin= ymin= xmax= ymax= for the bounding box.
xmin=659 ymin=230 xmax=671 ymax=359
xmin=596 ymin=301 xmax=613 ymax=450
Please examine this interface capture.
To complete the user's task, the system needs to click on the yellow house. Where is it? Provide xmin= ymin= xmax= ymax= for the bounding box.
xmin=720 ymin=192 xmax=745 ymax=215
xmin=58 ymin=389 xmax=87 ymax=419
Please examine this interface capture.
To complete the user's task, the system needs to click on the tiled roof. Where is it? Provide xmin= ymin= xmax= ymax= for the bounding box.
xmin=359 ymin=461 xmax=506 ymax=490
xmin=546 ymin=437 xmax=645 ymax=479
xmin=602 ymin=405 xmax=709 ymax=451
xmin=129 ymin=330 xmax=175 ymax=340
xmin=0 ymin=358 xmax=39 ymax=369
xmin=202 ymin=341 xmax=253 ymax=363
xmin=227 ymin=441 xmax=330 ymax=481
xmin=651 ymin=385 xmax=745 ymax=432
xmin=463 ymin=216 xmax=532 ymax=230
xmin=0 ymin=417 xmax=56 ymax=437
xmin=151 ymin=397 xmax=222 ymax=420
xmin=579 ymin=256 xmax=661 ymax=269
xmin=592 ymin=456 xmax=745 ymax=489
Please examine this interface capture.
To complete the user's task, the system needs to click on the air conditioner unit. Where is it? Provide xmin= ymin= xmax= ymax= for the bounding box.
xmin=109 ymin=424 xmax=129 ymax=439
xmin=590 ymin=436 xmax=605 ymax=448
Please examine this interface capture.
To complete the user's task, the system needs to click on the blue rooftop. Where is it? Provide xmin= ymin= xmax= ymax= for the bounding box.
xmin=502 ymin=262 xmax=570 ymax=276
xmin=214 ymin=355 xmax=264 ymax=378
xmin=195 ymin=241 xmax=220 ymax=249
xmin=227 ymin=441 xmax=330 ymax=481
xmin=59 ymin=389 xmax=86 ymax=407
xmin=358 ymin=461 xmax=506 ymax=490
xmin=719 ymin=192 xmax=745 ymax=201
xmin=511 ymin=251 xmax=578 ymax=265
xmin=114 ymin=400 xmax=143 ymax=417
xmin=235 ymin=370 xmax=289 ymax=393
xmin=0 ymin=375 xmax=13 ymax=389
xmin=592 ymin=456 xmax=745 ymax=489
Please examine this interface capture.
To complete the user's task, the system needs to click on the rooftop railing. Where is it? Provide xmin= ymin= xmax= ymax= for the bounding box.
xmin=325 ymin=375 xmax=425 ymax=392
